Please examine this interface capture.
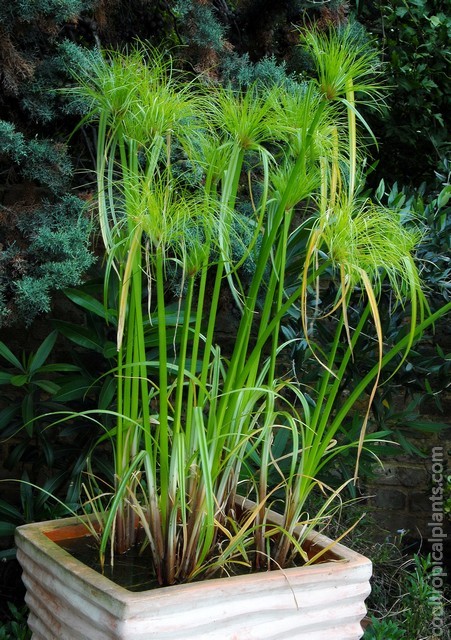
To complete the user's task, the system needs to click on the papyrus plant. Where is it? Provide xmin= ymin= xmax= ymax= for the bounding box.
xmin=64 ymin=27 xmax=431 ymax=585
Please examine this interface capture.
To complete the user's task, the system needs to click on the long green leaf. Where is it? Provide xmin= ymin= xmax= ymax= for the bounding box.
xmin=10 ymin=375 xmax=28 ymax=387
xmin=53 ymin=321 xmax=106 ymax=353
xmin=0 ymin=342 xmax=23 ymax=370
xmin=29 ymin=331 xmax=58 ymax=374
xmin=65 ymin=288 xmax=116 ymax=321
xmin=0 ymin=372 xmax=12 ymax=385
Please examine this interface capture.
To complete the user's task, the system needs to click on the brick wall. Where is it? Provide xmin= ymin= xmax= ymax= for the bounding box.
xmin=366 ymin=397 xmax=451 ymax=539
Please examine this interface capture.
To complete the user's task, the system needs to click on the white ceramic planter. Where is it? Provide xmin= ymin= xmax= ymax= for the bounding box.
xmin=15 ymin=505 xmax=372 ymax=640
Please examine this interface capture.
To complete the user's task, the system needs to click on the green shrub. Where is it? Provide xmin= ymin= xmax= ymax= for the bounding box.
xmin=354 ymin=0 xmax=450 ymax=185
xmin=0 ymin=602 xmax=30 ymax=640
xmin=0 ymin=196 xmax=94 ymax=327
xmin=364 ymin=553 xmax=450 ymax=640
xmin=0 ymin=0 xmax=96 ymax=327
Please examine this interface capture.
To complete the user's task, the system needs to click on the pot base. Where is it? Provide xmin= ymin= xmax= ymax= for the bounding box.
xmin=16 ymin=511 xmax=372 ymax=639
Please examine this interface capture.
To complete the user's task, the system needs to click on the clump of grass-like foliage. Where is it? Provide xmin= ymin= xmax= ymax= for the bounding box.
xmin=50 ymin=27 xmax=446 ymax=586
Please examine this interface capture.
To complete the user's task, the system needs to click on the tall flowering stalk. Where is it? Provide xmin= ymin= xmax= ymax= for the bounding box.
xmin=65 ymin=29 xmax=430 ymax=585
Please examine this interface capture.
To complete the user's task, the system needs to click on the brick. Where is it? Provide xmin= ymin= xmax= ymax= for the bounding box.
xmin=372 ymin=488 xmax=407 ymax=510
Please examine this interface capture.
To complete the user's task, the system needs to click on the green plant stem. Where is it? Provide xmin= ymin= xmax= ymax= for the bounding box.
xmin=173 ymin=275 xmax=195 ymax=434
xmin=155 ymin=245 xmax=169 ymax=531
xmin=185 ymin=261 xmax=209 ymax=445
xmin=327 ymin=300 xmax=451 ymax=451
xmin=197 ymin=145 xmax=245 ymax=408
xmin=346 ymin=79 xmax=357 ymax=199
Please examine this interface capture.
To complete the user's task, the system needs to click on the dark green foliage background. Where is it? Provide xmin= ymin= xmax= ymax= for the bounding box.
xmin=1 ymin=0 xmax=448 ymax=327
xmin=0 ymin=0 xmax=97 ymax=327
xmin=354 ymin=0 xmax=450 ymax=186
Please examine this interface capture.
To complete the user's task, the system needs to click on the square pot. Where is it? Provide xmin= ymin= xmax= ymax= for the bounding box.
xmin=15 ymin=505 xmax=371 ymax=640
